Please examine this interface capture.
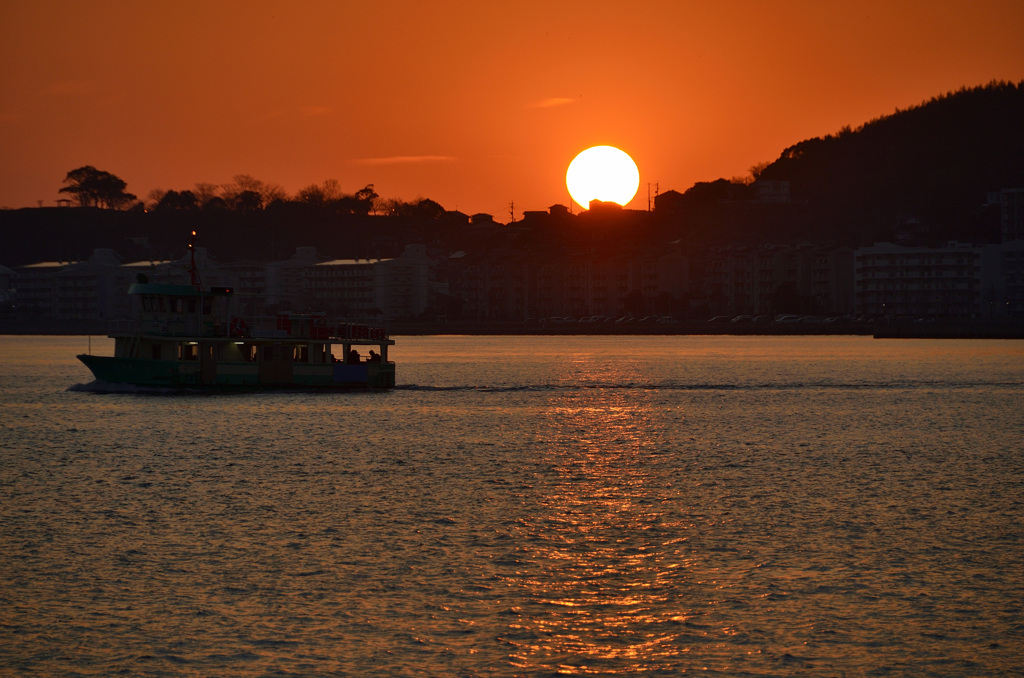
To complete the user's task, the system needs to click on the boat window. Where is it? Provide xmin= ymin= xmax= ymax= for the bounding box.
xmin=203 ymin=298 xmax=213 ymax=315
xmin=264 ymin=346 xmax=273 ymax=361
xmin=187 ymin=299 xmax=198 ymax=314
xmin=249 ymin=345 xmax=258 ymax=362
xmin=174 ymin=298 xmax=184 ymax=314
xmin=152 ymin=344 xmax=160 ymax=360
xmin=293 ymin=345 xmax=308 ymax=362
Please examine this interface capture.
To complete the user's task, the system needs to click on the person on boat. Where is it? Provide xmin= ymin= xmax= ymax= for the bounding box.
xmin=348 ymin=349 xmax=361 ymax=364
xmin=368 ymin=350 xmax=381 ymax=363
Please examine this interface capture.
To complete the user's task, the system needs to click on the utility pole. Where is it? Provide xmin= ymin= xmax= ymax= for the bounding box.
xmin=647 ymin=182 xmax=659 ymax=211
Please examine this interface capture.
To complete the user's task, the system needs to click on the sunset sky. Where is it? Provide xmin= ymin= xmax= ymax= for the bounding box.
xmin=2 ymin=0 xmax=1022 ymax=217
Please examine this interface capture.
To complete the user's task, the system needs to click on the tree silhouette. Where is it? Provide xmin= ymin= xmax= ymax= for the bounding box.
xmin=59 ymin=165 xmax=137 ymax=209
xmin=380 ymin=197 xmax=444 ymax=220
xmin=339 ymin=184 xmax=378 ymax=215
xmin=233 ymin=190 xmax=263 ymax=212
xmin=297 ymin=183 xmax=328 ymax=207
xmin=222 ymin=174 xmax=287 ymax=209
xmin=353 ymin=184 xmax=378 ymax=208
xmin=193 ymin=183 xmax=220 ymax=206
xmin=155 ymin=189 xmax=198 ymax=211
xmin=297 ymin=179 xmax=344 ymax=207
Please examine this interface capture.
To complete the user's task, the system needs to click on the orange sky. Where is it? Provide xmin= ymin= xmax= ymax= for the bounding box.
xmin=2 ymin=0 xmax=1023 ymax=217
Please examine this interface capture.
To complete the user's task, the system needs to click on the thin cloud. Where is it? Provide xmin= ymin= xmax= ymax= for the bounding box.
xmin=258 ymin=106 xmax=331 ymax=122
xmin=355 ymin=155 xmax=456 ymax=165
xmin=297 ymin=105 xmax=330 ymax=118
xmin=42 ymin=80 xmax=95 ymax=97
xmin=532 ymin=97 xmax=576 ymax=108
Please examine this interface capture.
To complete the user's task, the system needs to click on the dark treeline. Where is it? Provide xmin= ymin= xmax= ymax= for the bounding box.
xmin=755 ymin=80 xmax=1024 ymax=243
xmin=655 ymin=80 xmax=1024 ymax=247
xmin=2 ymin=80 xmax=1021 ymax=267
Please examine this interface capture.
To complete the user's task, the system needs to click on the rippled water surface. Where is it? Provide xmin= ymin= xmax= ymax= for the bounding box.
xmin=2 ymin=335 xmax=1023 ymax=676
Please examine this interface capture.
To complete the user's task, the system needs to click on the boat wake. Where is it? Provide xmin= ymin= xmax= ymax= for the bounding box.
xmin=67 ymin=381 xmax=395 ymax=396
xmin=69 ymin=380 xmax=1022 ymax=395
xmin=68 ymin=380 xmax=186 ymax=395
xmin=394 ymin=380 xmax=1023 ymax=393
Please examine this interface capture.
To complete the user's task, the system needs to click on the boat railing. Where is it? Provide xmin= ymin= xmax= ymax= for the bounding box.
xmin=235 ymin=313 xmax=389 ymax=341
xmin=126 ymin=312 xmax=389 ymax=341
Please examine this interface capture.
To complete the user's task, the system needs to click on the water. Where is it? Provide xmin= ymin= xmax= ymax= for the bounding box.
xmin=1 ymin=334 xmax=1023 ymax=676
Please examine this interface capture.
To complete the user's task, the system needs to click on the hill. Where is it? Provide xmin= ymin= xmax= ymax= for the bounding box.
xmin=2 ymin=81 xmax=1022 ymax=266
xmin=753 ymin=80 xmax=1024 ymax=244
xmin=653 ymin=80 xmax=1023 ymax=247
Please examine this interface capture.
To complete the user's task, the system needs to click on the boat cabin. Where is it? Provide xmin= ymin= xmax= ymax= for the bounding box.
xmin=85 ymin=282 xmax=395 ymax=388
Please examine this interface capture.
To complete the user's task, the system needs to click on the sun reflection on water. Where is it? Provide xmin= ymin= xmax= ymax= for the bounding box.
xmin=502 ymin=378 xmax=696 ymax=674
xmin=7 ymin=336 xmax=1022 ymax=675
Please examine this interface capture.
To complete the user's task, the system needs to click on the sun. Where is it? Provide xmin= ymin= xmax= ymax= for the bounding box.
xmin=565 ymin=145 xmax=640 ymax=209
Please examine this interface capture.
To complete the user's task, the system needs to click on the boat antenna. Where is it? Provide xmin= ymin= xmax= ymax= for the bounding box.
xmin=189 ymin=230 xmax=203 ymax=289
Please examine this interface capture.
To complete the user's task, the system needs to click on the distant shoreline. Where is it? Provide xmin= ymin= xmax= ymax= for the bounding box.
xmin=2 ymin=318 xmax=1022 ymax=339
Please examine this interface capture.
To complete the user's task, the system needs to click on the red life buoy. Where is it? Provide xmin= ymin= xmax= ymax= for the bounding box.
xmin=230 ymin=317 xmax=248 ymax=337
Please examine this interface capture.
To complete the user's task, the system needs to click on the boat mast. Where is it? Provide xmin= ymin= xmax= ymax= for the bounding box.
xmin=189 ymin=230 xmax=203 ymax=289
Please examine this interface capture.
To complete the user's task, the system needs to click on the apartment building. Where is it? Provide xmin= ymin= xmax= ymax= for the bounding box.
xmin=443 ymin=244 xmax=689 ymax=321
xmin=998 ymin=188 xmax=1024 ymax=243
xmin=10 ymin=244 xmax=438 ymax=325
xmin=306 ymin=244 xmax=435 ymax=320
xmin=13 ymin=249 xmax=166 ymax=321
xmin=698 ymin=243 xmax=853 ymax=317
xmin=854 ymin=241 xmax=1006 ymax=318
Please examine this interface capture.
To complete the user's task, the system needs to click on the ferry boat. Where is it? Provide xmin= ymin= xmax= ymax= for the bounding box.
xmin=77 ymin=236 xmax=395 ymax=390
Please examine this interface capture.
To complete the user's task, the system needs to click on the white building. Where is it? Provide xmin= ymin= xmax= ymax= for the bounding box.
xmin=306 ymin=244 xmax=434 ymax=320
xmin=266 ymin=246 xmax=323 ymax=310
xmin=999 ymin=188 xmax=1024 ymax=243
xmin=374 ymin=244 xmax=434 ymax=320
xmin=13 ymin=250 xmax=182 ymax=320
xmin=854 ymin=241 xmax=1006 ymax=318
xmin=10 ymin=244 xmax=440 ymax=325
xmin=0 ymin=264 xmax=14 ymax=312
xmin=306 ymin=256 xmax=379 ymax=317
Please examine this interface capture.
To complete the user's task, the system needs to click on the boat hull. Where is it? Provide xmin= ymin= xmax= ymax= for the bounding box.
xmin=73 ymin=281 xmax=397 ymax=390
xmin=77 ymin=354 xmax=395 ymax=389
